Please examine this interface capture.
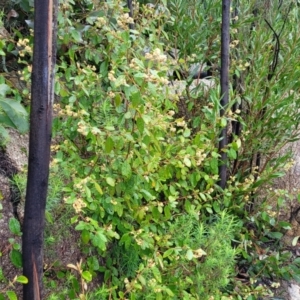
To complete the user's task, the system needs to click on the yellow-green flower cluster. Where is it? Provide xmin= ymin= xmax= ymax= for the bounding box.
xmin=108 ymin=70 xmax=116 ymax=82
xmin=72 ymin=198 xmax=87 ymax=213
xmin=55 ymin=104 xmax=89 ymax=119
xmin=145 ymin=72 xmax=169 ymax=85
xmin=145 ymin=48 xmax=167 ymax=63
xmin=195 ymin=149 xmax=207 ymax=166
xmin=74 ymin=177 xmax=90 ymax=190
xmin=230 ymin=39 xmax=239 ymax=48
xmin=117 ymin=13 xmax=134 ymax=29
xmin=17 ymin=38 xmax=32 ymax=57
xmin=283 ymin=158 xmax=295 ymax=171
xmin=95 ymin=17 xmax=107 ymax=28
xmin=77 ymin=120 xmax=89 ymax=136
xmin=129 ymin=58 xmax=144 ymax=71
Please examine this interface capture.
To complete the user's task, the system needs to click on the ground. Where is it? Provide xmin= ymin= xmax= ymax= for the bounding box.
xmin=0 ymin=129 xmax=83 ymax=298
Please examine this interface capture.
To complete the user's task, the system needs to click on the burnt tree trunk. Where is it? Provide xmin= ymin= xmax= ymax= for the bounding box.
xmin=22 ymin=0 xmax=58 ymax=299
xmin=218 ymin=0 xmax=231 ymax=189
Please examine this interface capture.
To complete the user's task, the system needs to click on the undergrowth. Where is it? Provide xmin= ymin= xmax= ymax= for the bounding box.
xmin=1 ymin=0 xmax=300 ymax=299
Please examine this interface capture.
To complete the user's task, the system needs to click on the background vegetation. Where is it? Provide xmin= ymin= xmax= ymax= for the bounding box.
xmin=1 ymin=0 xmax=300 ymax=299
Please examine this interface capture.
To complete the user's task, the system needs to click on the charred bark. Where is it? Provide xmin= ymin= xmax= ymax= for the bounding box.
xmin=22 ymin=0 xmax=58 ymax=299
xmin=218 ymin=0 xmax=231 ymax=189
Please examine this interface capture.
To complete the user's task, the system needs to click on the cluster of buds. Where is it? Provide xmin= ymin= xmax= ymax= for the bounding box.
xmin=74 ymin=177 xmax=89 ymax=190
xmin=50 ymin=158 xmax=59 ymax=167
xmin=77 ymin=120 xmax=90 ymax=136
xmin=108 ymin=70 xmax=116 ymax=82
xmin=107 ymin=91 xmax=116 ymax=98
xmin=167 ymin=110 xmax=176 ymax=118
xmin=56 ymin=104 xmax=89 ymax=118
xmin=50 ymin=144 xmax=60 ymax=152
xmin=57 ymin=104 xmax=79 ymax=117
xmin=146 ymin=258 xmax=155 ymax=268
xmin=283 ymin=158 xmax=295 ymax=171
xmin=17 ymin=38 xmax=32 ymax=57
xmin=227 ymin=108 xmax=241 ymax=119
xmin=145 ymin=48 xmax=167 ymax=63
xmin=81 ymin=64 xmax=97 ymax=73
xmin=129 ymin=58 xmax=144 ymax=71
xmin=230 ymin=39 xmax=239 ymax=48
xmin=144 ymin=72 xmax=169 ymax=85
xmin=175 ymin=119 xmax=186 ymax=128
xmin=206 ymin=187 xmax=214 ymax=194
xmin=195 ymin=149 xmax=207 ymax=166
xmin=72 ymin=198 xmax=87 ymax=213
xmin=240 ymin=175 xmax=255 ymax=191
xmin=95 ymin=17 xmax=107 ymax=28
xmin=117 ymin=13 xmax=134 ymax=29
xmin=148 ymin=278 xmax=157 ymax=286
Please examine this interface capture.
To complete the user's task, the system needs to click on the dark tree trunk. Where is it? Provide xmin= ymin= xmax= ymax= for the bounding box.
xmin=218 ymin=0 xmax=231 ymax=189
xmin=22 ymin=0 xmax=58 ymax=299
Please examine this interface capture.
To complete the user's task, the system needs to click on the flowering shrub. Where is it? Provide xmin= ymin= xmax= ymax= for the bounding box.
xmin=47 ymin=0 xmax=243 ymax=298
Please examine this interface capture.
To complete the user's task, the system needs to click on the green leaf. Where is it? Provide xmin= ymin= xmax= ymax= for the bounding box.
xmin=87 ymin=256 xmax=100 ymax=271
xmin=92 ymin=231 xmax=107 ymax=251
xmin=16 ymin=275 xmax=28 ymax=284
xmin=183 ymin=128 xmax=191 ymax=137
xmin=0 ymin=84 xmax=10 ymax=96
xmin=82 ymin=271 xmax=92 ymax=282
xmin=0 ymin=98 xmax=28 ymax=133
xmin=131 ymin=91 xmax=143 ymax=108
xmin=121 ymin=161 xmax=132 ymax=178
xmin=9 ymin=218 xmax=21 ymax=235
xmin=81 ymin=230 xmax=90 ymax=244
xmin=140 ymin=189 xmax=155 ymax=200
xmin=105 ymin=137 xmax=114 ymax=153
xmin=106 ymin=177 xmax=115 ymax=187
xmin=93 ymin=181 xmax=103 ymax=195
xmin=6 ymin=291 xmax=17 ymax=300
xmin=71 ymin=29 xmax=82 ymax=42
xmin=184 ymin=200 xmax=192 ymax=214
xmin=163 ymin=248 xmax=174 ymax=258
xmin=293 ymin=257 xmax=300 ymax=265
xmin=228 ymin=148 xmax=237 ymax=159
xmin=45 ymin=211 xmax=54 ymax=224
xmin=292 ymin=236 xmax=300 ymax=246
xmin=212 ymin=201 xmax=220 ymax=213
xmin=164 ymin=287 xmax=174 ymax=297
xmin=114 ymin=93 xmax=122 ymax=107
xmin=124 ymin=111 xmax=132 ymax=119
xmin=278 ymin=221 xmax=291 ymax=230
xmin=10 ymin=249 xmax=22 ymax=268
xmin=206 ymin=207 xmax=213 ymax=214
xmin=57 ymin=271 xmax=65 ymax=279
xmin=136 ymin=117 xmax=144 ymax=134
xmin=267 ymin=232 xmax=283 ymax=240
xmin=210 ymin=158 xmax=218 ymax=174
xmin=183 ymin=157 xmax=191 ymax=167
xmin=151 ymin=266 xmax=162 ymax=283
xmin=0 ymin=124 xmax=9 ymax=144
xmin=138 ymin=275 xmax=146 ymax=285
xmin=186 ymin=249 xmax=193 ymax=260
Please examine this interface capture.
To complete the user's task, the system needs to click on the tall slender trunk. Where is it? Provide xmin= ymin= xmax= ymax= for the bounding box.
xmin=22 ymin=0 xmax=58 ymax=298
xmin=218 ymin=0 xmax=231 ymax=189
